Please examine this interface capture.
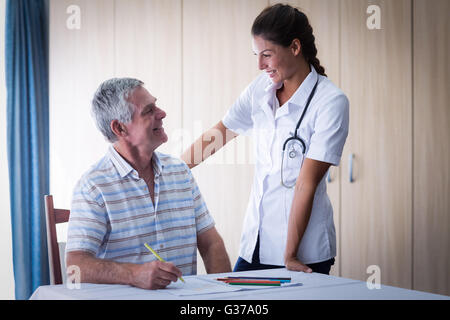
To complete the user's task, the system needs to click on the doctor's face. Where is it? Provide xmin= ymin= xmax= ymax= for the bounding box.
xmin=252 ymin=35 xmax=298 ymax=84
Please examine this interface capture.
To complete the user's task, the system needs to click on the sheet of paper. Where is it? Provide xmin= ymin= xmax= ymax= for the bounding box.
xmin=160 ymin=277 xmax=242 ymax=296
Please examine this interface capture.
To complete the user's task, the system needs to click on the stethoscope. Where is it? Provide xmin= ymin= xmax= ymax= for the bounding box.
xmin=281 ymin=78 xmax=319 ymax=188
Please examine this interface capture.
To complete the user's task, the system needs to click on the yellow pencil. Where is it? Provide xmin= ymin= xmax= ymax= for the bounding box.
xmin=144 ymin=242 xmax=185 ymax=283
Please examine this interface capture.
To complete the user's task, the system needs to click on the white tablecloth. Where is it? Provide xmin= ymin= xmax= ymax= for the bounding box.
xmin=30 ymin=268 xmax=449 ymax=300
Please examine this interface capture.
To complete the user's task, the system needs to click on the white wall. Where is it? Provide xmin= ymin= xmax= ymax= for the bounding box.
xmin=0 ymin=0 xmax=16 ymax=300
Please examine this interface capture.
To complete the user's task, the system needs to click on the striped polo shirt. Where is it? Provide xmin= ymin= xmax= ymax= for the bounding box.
xmin=66 ymin=146 xmax=215 ymax=276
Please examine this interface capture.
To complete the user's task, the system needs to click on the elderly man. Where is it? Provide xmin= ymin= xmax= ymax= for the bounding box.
xmin=66 ymin=78 xmax=231 ymax=289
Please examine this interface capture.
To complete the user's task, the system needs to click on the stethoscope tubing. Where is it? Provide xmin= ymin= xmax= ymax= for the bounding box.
xmin=281 ymin=78 xmax=319 ymax=188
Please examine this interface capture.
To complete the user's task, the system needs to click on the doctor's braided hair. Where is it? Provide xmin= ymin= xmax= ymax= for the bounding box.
xmin=251 ymin=3 xmax=327 ymax=77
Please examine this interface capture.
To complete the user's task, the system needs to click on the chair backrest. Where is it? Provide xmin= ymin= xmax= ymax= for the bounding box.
xmin=44 ymin=195 xmax=70 ymax=285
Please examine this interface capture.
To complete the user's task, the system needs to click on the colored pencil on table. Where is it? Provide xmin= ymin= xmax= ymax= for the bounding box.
xmin=217 ymin=276 xmax=291 ymax=283
xmin=217 ymin=279 xmax=281 ymax=284
xmin=227 ymin=276 xmax=291 ymax=281
xmin=228 ymin=282 xmax=281 ymax=286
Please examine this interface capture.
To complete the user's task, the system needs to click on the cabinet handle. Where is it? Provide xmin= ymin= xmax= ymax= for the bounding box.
xmin=349 ymin=153 xmax=354 ymax=183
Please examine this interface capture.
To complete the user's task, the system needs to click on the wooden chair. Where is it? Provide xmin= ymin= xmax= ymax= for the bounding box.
xmin=44 ymin=195 xmax=70 ymax=285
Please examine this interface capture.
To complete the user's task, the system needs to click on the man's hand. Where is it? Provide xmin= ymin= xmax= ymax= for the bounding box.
xmin=131 ymin=260 xmax=183 ymax=290
xmin=66 ymin=251 xmax=183 ymax=290
xmin=285 ymin=257 xmax=312 ymax=273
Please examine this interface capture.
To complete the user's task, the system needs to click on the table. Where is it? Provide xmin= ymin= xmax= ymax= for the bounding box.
xmin=30 ymin=268 xmax=449 ymax=300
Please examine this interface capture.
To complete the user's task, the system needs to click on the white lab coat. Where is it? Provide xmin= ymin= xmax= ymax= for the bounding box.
xmin=222 ymin=65 xmax=349 ymax=265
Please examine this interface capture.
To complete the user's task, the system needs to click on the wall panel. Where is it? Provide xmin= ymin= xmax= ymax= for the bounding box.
xmin=115 ymin=0 xmax=182 ymax=156
xmin=49 ymin=0 xmax=115 ymax=208
xmin=413 ymin=0 xmax=450 ymax=296
xmin=182 ymin=0 xmax=268 ymax=272
xmin=340 ymin=0 xmax=412 ymax=289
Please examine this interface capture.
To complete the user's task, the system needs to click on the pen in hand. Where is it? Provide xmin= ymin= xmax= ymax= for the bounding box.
xmin=144 ymin=242 xmax=185 ymax=283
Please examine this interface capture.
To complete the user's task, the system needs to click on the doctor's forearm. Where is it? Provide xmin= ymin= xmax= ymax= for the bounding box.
xmin=181 ymin=137 xmax=204 ymax=169
xmin=181 ymin=121 xmax=237 ymax=169
xmin=284 ymin=183 xmax=316 ymax=261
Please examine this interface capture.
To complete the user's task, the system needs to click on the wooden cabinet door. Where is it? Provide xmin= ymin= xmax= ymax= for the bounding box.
xmin=114 ymin=0 xmax=182 ymax=156
xmin=49 ymin=0 xmax=115 ymax=207
xmin=340 ymin=0 xmax=413 ymax=289
xmin=183 ymin=0 xmax=268 ymax=273
xmin=413 ymin=0 xmax=450 ymax=296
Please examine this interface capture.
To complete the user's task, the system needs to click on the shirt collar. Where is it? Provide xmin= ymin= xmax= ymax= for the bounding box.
xmin=108 ymin=145 xmax=135 ymax=178
xmin=107 ymin=145 xmax=164 ymax=178
xmin=152 ymin=151 xmax=163 ymax=176
xmin=264 ymin=64 xmax=319 ymax=108
xmin=289 ymin=64 xmax=319 ymax=108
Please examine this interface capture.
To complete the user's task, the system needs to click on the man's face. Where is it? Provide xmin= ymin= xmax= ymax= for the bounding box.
xmin=123 ymin=86 xmax=168 ymax=152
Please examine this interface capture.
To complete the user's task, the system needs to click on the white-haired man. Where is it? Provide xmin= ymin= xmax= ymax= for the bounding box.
xmin=66 ymin=78 xmax=231 ymax=289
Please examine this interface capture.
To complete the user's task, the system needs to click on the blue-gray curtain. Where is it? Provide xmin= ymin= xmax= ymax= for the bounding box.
xmin=5 ymin=0 xmax=50 ymax=299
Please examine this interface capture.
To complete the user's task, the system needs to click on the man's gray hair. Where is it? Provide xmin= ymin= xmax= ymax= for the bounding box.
xmin=91 ymin=78 xmax=144 ymax=143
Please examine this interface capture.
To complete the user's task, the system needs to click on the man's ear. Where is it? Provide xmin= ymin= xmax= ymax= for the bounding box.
xmin=290 ymin=38 xmax=302 ymax=56
xmin=110 ymin=119 xmax=127 ymax=139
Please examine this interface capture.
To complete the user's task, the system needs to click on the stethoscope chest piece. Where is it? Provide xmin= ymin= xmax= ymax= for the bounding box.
xmin=288 ymin=149 xmax=297 ymax=159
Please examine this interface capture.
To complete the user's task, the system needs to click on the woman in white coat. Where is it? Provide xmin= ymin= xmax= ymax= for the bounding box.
xmin=182 ymin=4 xmax=349 ymax=274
